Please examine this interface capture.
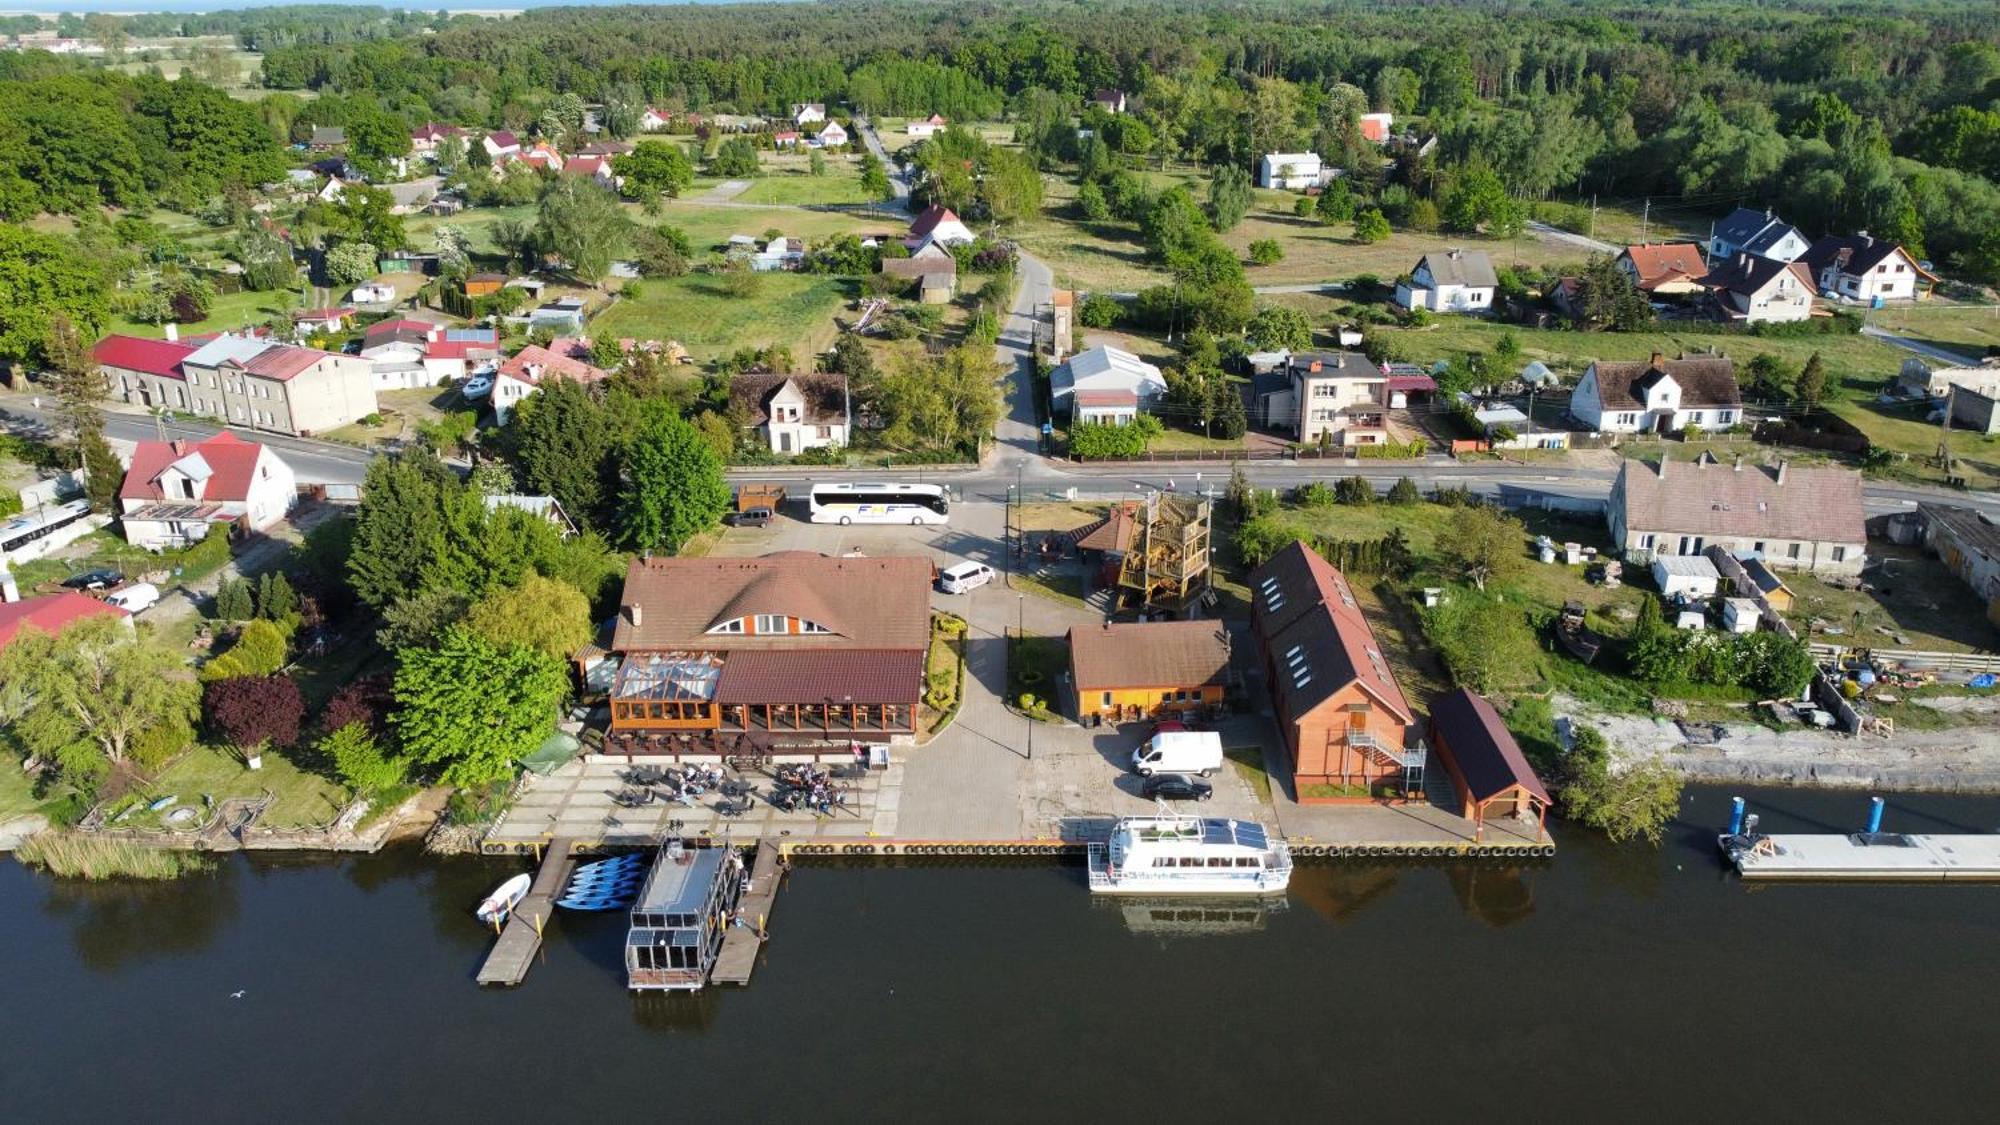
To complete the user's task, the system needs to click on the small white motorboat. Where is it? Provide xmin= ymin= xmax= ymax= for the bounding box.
xmin=475 ymin=873 xmax=532 ymax=925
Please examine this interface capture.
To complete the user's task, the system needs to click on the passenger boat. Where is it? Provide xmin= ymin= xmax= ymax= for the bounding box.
xmin=1086 ymin=809 xmax=1293 ymax=896
xmin=625 ymin=841 xmax=744 ymax=991
xmin=475 ymin=873 xmax=532 ymax=925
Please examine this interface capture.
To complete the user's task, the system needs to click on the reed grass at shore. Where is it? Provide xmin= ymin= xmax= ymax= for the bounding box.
xmin=15 ymin=833 xmax=213 ymax=880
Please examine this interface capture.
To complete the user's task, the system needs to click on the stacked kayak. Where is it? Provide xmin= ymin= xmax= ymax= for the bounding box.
xmin=556 ymin=852 xmax=651 ymax=911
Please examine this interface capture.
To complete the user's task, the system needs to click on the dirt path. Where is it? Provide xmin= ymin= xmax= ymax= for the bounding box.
xmin=698 ymin=179 xmax=753 ymax=203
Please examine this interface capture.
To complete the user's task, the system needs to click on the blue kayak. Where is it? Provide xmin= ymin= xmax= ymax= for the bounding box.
xmin=567 ymin=870 xmax=645 ymax=889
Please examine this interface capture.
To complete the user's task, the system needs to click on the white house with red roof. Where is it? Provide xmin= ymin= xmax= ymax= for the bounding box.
xmin=0 ymin=590 xmax=130 ymax=653
xmin=1359 ymin=112 xmax=1393 ymax=142
xmin=640 ymin=106 xmax=673 ymax=132
xmin=492 ymin=342 xmax=612 ymax=423
xmin=94 ymin=331 xmax=378 ymax=437
xmin=773 ymin=130 xmax=802 ymax=149
xmin=117 ymin=432 xmax=297 ymax=550
xmin=511 ymin=142 xmax=563 ymax=173
xmin=360 ymin=320 xmax=501 ymax=388
xmin=906 ymin=114 xmax=948 ymax=138
xmin=563 ymin=154 xmax=618 ymax=189
xmin=482 ymin=130 xmax=521 ymax=160
xmin=291 ymin=306 xmax=355 ymax=335
xmin=410 ymin=122 xmax=465 ymax=155
xmin=906 ymin=204 xmax=976 ymax=250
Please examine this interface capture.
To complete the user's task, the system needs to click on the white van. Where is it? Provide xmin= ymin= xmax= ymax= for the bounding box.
xmin=105 ymin=582 xmax=161 ymax=614
xmin=938 ymin=560 xmax=995 ymax=594
xmin=1130 ymin=730 xmax=1224 ymax=777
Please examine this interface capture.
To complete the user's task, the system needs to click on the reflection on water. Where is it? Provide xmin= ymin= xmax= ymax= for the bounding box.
xmin=1095 ymin=894 xmax=1289 ymax=937
xmin=40 ymin=864 xmax=240 ymax=973
xmin=631 ymin=987 xmax=722 ymax=1033
xmin=1289 ymin=863 xmax=1403 ymax=925
xmin=1446 ymin=864 xmax=1535 ymax=928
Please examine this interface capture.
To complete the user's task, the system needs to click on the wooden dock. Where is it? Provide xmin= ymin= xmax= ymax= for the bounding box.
xmin=711 ymin=839 xmax=783 ymax=986
xmin=476 ymin=838 xmax=576 ymax=986
xmin=1726 ymin=832 xmax=2000 ymax=881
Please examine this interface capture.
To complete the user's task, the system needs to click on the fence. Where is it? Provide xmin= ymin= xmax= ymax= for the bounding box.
xmin=1808 ymin=644 xmax=2000 ymax=675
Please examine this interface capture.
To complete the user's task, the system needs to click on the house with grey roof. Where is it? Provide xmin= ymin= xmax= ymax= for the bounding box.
xmin=1569 ymin=352 xmax=1742 ymax=434
xmin=1708 ymin=207 xmax=1810 ymax=264
xmin=1395 ymin=249 xmax=1497 ymax=313
xmin=1051 ymin=345 xmax=1168 ymax=426
xmin=1257 ymin=350 xmax=1387 ymax=446
xmin=1800 ymin=232 xmax=1938 ymax=304
xmin=1609 ymin=457 xmax=1866 ymax=576
xmin=1699 ymin=253 xmax=1815 ymax=324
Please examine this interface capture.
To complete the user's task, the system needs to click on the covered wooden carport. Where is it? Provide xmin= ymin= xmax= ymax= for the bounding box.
xmin=1427 ymin=688 xmax=1552 ymax=843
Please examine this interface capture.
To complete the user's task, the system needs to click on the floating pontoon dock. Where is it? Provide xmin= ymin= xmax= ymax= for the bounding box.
xmin=712 ymin=839 xmax=783 ymax=986
xmin=477 ymin=837 xmax=576 ymax=986
xmin=1720 ymin=796 xmax=2000 ymax=882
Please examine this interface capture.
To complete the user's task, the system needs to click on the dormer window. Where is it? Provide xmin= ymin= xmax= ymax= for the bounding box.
xmin=754 ymin=614 xmax=787 ymax=634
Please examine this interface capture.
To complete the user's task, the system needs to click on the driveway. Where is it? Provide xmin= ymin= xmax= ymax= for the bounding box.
xmin=1860 ymin=325 xmax=1982 ymax=368
xmin=698 ymin=179 xmax=754 ymax=204
xmin=852 ymin=117 xmax=911 ymax=202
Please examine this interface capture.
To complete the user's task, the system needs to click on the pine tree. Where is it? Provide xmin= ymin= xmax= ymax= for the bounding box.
xmin=44 ymin=315 xmax=119 ymax=512
xmin=215 ymin=577 xmax=254 ymax=620
xmin=257 ymin=572 xmax=299 ymax=621
xmin=1795 ymin=352 xmax=1827 ymax=413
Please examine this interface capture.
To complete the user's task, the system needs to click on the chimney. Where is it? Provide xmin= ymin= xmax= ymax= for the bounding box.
xmin=1858 ymin=230 xmax=1871 ymax=246
xmin=164 ymin=323 xmax=179 ymax=342
xmin=1733 ymin=455 xmax=1744 ymax=472
xmin=429 ymin=326 xmax=444 ymax=343
xmin=1650 ymin=352 xmax=1665 ymax=370
xmin=170 ymin=439 xmax=186 ymax=457
xmin=625 ymin=603 xmax=642 ymax=626
xmin=1 ymin=566 xmax=18 ymax=604
xmin=1657 ymin=458 xmax=1669 ymax=479
xmin=1775 ymin=460 xmax=1788 ymax=486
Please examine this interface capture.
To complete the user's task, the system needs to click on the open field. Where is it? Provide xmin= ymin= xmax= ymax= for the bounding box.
xmin=1865 ymin=302 xmax=2000 ymax=359
xmin=590 ymin=272 xmax=852 ymax=359
xmin=731 ymin=154 xmax=875 ymax=206
xmin=107 ymin=287 xmax=297 ymax=338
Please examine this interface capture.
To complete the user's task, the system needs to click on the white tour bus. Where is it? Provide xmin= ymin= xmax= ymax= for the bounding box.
xmin=808 ymin=482 xmax=950 ymax=526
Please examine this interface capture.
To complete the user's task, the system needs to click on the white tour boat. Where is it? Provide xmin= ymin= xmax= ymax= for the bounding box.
xmin=1087 ymin=808 xmax=1292 ymax=896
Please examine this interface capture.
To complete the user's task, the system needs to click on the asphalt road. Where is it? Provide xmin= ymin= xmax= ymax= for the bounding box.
xmin=1 ymin=395 xmax=377 ymax=486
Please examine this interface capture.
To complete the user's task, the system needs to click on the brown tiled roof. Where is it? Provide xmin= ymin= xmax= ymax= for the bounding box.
xmin=715 ymin=649 xmax=924 ymax=705
xmin=1073 ymin=503 xmax=1139 ymax=552
xmin=1619 ymin=243 xmax=1706 ymax=291
xmin=611 ymin=553 xmax=930 ymax=653
xmin=1616 ymin=459 xmax=1864 ymax=544
xmin=1428 ymin=688 xmax=1550 ymax=804
xmin=1249 ymin=542 xmax=1411 ymax=727
xmin=729 ymin=372 xmax=847 ymax=427
xmin=1588 ymin=356 xmax=1739 ymax=410
xmin=1068 ymin=620 xmax=1231 ymax=692
xmin=881 ymin=255 xmax=957 ymax=280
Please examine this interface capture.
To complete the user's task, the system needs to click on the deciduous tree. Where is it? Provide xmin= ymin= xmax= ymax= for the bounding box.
xmin=393 ymin=627 xmax=567 ymax=787
xmin=1445 ymin=505 xmax=1524 ymax=591
xmin=0 ymin=615 xmax=199 ymax=788
xmin=464 ymin=574 xmax=594 ymax=662
xmin=618 ymin=405 xmax=731 ymax=552
xmin=203 ymin=674 xmax=305 ymax=753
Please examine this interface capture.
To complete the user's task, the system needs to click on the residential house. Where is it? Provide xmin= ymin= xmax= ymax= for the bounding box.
xmin=361 ymin=320 xmax=499 ymax=388
xmin=1051 ymin=345 xmax=1168 ymax=426
xmin=481 ymin=131 xmax=521 ymax=160
xmin=291 ymin=307 xmax=355 ymax=335
xmin=1358 ymin=112 xmax=1394 ymax=142
xmin=1568 ymin=353 xmax=1741 ymax=434
xmin=1249 ymin=542 xmax=1419 ymax=795
xmin=729 ymin=371 xmax=849 ymax=454
xmin=0 ymin=591 xmax=129 ymax=653
xmin=1257 ymin=152 xmax=1322 ymax=191
xmin=750 ymin=237 xmax=806 ymax=272
xmin=117 ymin=432 xmax=296 ymax=550
xmin=1068 ymin=620 xmax=1231 ymax=724
xmin=879 ymin=247 xmax=958 ymax=303
xmin=604 ymin=552 xmax=932 ymax=752
xmin=511 ymin=142 xmax=563 ymax=173
xmin=409 ymin=122 xmax=464 ymax=156
xmin=1916 ymin=504 xmax=2000 ymax=627
xmin=482 ymin=494 xmax=578 ymax=538
xmin=574 ymin=140 xmax=634 ymax=159
xmin=315 ymin=175 xmax=351 ymax=205
xmin=562 ymin=154 xmax=618 ymax=190
xmin=1896 ymin=357 xmax=2000 ymax=400
xmin=1708 ymin=207 xmax=1811 ymax=263
xmin=906 ymin=114 xmax=948 ymax=138
xmin=907 ymin=204 xmax=976 ymax=249
xmin=1801 ymin=233 xmax=1937 ymax=304
xmin=492 ymin=342 xmax=611 ymax=423
xmin=96 ymin=332 xmax=378 ymax=437
xmin=1616 ymin=242 xmax=1708 ymax=297
xmin=772 ymin=131 xmax=802 ymax=149
xmin=1698 ymin=253 xmax=1815 ymax=324
xmin=814 ymin=121 xmax=848 ymax=148
xmin=1395 ymin=249 xmax=1498 ymax=313
xmin=791 ymin=103 xmax=826 ymax=126
xmin=1608 ymin=457 xmax=1867 ymax=576
xmin=1257 ymin=350 xmax=1386 ymax=446
xmin=639 ymin=107 xmax=673 ymax=132
xmin=307 ymin=126 xmax=347 ymax=152
xmin=1427 ymin=688 xmax=1551 ymax=842
xmin=1091 ymin=89 xmax=1128 ymax=114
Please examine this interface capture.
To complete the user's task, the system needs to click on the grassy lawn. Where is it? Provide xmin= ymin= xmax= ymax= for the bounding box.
xmin=1015 ymin=566 xmax=1089 ymax=610
xmin=920 ymin=613 xmax=968 ymax=739
xmin=1864 ymin=302 xmax=2000 ymax=359
xmin=1780 ymin=546 xmax=2000 ymax=654
xmin=107 ymin=287 xmax=298 ymax=338
xmin=1007 ymin=631 xmax=1069 ymax=721
xmin=0 ymin=760 xmax=46 ymax=822
xmin=1015 ymin=501 xmax=1108 ymax=533
xmin=732 ymin=155 xmax=873 ymax=206
xmin=591 ymin=272 xmax=851 ymax=360
xmin=655 ymin=198 xmax=894 ymax=254
xmin=128 ymin=744 xmax=352 ymax=832
xmin=405 ymin=203 xmax=539 ymax=258
xmin=1224 ymin=746 xmax=1273 ymax=804
xmin=1147 ymin=427 xmax=1248 ymax=453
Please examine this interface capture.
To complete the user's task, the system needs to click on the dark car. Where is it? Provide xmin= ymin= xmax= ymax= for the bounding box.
xmin=61 ymin=568 xmax=124 ymax=591
xmin=727 ymin=506 xmax=775 ymax=528
xmin=1141 ymin=773 xmax=1213 ymax=802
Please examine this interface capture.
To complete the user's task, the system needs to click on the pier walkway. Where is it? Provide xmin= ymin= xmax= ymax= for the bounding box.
xmin=476 ymin=838 xmax=576 ymax=986
xmin=713 ymin=839 xmax=783 ymax=986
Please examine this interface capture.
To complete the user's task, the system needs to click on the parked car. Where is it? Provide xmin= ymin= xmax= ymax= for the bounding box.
xmin=1130 ymin=730 xmax=1224 ymax=777
xmin=1141 ymin=773 xmax=1213 ymax=802
xmin=727 ymin=506 xmax=774 ymax=528
xmin=1150 ymin=719 xmax=1189 ymax=736
xmin=61 ymin=568 xmax=123 ymax=591
xmin=938 ymin=560 xmax=995 ymax=594
xmin=104 ymin=582 xmax=161 ymax=614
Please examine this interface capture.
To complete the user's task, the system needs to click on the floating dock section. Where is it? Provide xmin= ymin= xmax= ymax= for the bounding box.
xmin=1720 ymin=796 xmax=2000 ymax=882
xmin=476 ymin=838 xmax=576 ymax=986
xmin=712 ymin=838 xmax=783 ymax=986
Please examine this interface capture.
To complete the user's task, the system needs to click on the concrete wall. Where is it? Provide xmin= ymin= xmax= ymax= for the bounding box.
xmin=283 ymin=356 xmax=380 ymax=436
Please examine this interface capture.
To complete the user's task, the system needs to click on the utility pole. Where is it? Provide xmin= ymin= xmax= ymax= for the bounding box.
xmin=1587 ymin=193 xmax=1598 ymax=242
xmin=1639 ymin=198 xmax=1650 ymax=245
xmin=1936 ymin=385 xmax=1956 ymax=472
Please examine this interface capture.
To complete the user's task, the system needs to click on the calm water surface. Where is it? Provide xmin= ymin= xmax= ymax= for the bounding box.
xmin=4 ymin=785 xmax=1998 ymax=1123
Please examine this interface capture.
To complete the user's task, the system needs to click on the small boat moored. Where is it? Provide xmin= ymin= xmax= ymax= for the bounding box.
xmin=476 ymin=873 xmax=532 ymax=925
xmin=1087 ymin=806 xmax=1292 ymax=896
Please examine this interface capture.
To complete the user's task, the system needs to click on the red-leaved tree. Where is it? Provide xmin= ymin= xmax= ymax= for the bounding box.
xmin=204 ymin=675 xmax=305 ymax=752
xmin=318 ymin=673 xmax=392 ymax=736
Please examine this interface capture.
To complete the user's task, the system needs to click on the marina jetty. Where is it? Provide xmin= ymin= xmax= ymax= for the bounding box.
xmin=1719 ymin=796 xmax=2000 ymax=881
xmin=476 ymin=837 xmax=576 ymax=986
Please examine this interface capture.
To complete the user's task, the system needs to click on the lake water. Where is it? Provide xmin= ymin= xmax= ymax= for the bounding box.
xmin=4 ymin=785 xmax=1998 ymax=1123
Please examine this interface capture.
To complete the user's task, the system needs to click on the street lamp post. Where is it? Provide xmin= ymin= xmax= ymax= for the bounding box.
xmin=1018 ymin=593 xmax=1033 ymax=761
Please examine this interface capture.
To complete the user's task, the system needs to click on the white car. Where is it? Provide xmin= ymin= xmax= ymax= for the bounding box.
xmin=938 ymin=561 xmax=994 ymax=594
xmin=105 ymin=582 xmax=161 ymax=614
